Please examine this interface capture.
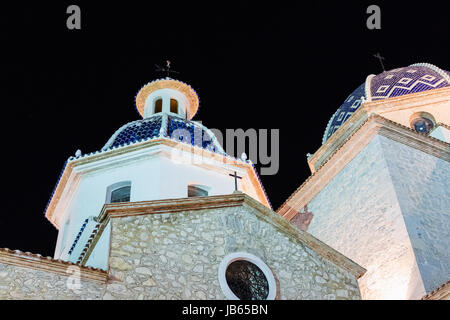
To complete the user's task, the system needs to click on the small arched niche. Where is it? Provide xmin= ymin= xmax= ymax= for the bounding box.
xmin=170 ymin=98 xmax=179 ymax=114
xmin=154 ymin=98 xmax=163 ymax=114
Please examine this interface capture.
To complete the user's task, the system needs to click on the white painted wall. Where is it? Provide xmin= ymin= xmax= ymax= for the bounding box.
xmin=54 ymin=143 xmax=262 ymax=270
xmin=85 ymin=223 xmax=110 ymax=270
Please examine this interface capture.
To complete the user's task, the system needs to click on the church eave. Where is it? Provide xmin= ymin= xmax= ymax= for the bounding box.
xmin=45 ymin=137 xmax=270 ymax=228
xmin=0 ymin=248 xmax=108 ymax=283
xmin=277 ymin=113 xmax=450 ymax=219
xmin=86 ymin=192 xmax=366 ymax=279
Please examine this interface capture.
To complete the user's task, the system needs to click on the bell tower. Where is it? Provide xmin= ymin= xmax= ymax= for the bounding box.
xmin=45 ymin=77 xmax=271 ymax=270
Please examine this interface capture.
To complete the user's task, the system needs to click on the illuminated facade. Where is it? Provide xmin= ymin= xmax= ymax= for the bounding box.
xmin=0 ymin=77 xmax=366 ymax=300
xmin=45 ymin=78 xmax=270 ymax=270
xmin=278 ymin=63 xmax=450 ymax=300
xmin=1 ymin=63 xmax=447 ymax=300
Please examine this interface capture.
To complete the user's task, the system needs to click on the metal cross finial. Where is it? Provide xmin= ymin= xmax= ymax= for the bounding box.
xmin=373 ymin=52 xmax=386 ymax=71
xmin=155 ymin=60 xmax=180 ymax=78
xmin=229 ymin=171 xmax=242 ymax=192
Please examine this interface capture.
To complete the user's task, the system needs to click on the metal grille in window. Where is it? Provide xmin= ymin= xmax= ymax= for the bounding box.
xmin=225 ymin=260 xmax=269 ymax=300
xmin=110 ymin=186 xmax=131 ymax=203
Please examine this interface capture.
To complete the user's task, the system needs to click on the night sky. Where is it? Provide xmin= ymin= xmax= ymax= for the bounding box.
xmin=0 ymin=2 xmax=448 ymax=257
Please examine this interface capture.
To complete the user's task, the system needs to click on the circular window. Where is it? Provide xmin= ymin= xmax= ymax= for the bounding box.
xmin=218 ymin=252 xmax=276 ymax=300
xmin=226 ymin=260 xmax=269 ymax=300
xmin=410 ymin=112 xmax=435 ymax=134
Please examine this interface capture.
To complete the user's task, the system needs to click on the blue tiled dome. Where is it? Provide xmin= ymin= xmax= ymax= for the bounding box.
xmin=108 ymin=115 xmax=163 ymax=148
xmin=102 ymin=114 xmax=225 ymax=154
xmin=322 ymin=63 xmax=450 ymax=144
xmin=167 ymin=116 xmax=220 ymax=152
xmin=322 ymin=83 xmax=366 ymax=144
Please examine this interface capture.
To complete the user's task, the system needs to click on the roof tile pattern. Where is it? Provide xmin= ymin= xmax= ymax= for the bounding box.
xmin=322 ymin=63 xmax=449 ymax=144
xmin=371 ymin=66 xmax=449 ymax=100
xmin=104 ymin=114 xmax=224 ymax=155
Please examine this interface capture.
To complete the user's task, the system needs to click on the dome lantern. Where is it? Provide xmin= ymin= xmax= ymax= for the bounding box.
xmin=135 ymin=78 xmax=199 ymax=120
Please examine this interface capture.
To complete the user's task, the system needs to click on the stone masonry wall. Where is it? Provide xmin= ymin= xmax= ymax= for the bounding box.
xmin=380 ymin=136 xmax=450 ymax=294
xmin=305 ymin=133 xmax=450 ymax=299
xmin=306 ymin=135 xmax=432 ymax=299
xmin=105 ymin=203 xmax=362 ymax=300
xmin=0 ymin=198 xmax=363 ymax=300
xmin=0 ymin=260 xmax=105 ymax=299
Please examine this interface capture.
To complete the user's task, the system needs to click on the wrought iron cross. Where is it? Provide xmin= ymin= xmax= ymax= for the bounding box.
xmin=229 ymin=171 xmax=242 ymax=192
xmin=373 ymin=52 xmax=386 ymax=71
xmin=155 ymin=60 xmax=180 ymax=78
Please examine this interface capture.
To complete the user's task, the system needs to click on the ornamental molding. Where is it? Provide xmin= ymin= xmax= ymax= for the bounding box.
xmin=135 ymin=78 xmax=199 ymax=119
xmin=363 ymin=85 xmax=450 ymax=113
xmin=278 ymin=114 xmax=450 ymax=220
xmin=310 ymin=86 xmax=450 ymax=172
xmin=45 ymin=138 xmax=270 ymax=228
xmin=309 ymin=106 xmax=370 ymax=172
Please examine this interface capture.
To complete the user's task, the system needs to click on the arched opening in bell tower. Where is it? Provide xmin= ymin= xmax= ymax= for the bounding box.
xmin=170 ymin=98 xmax=179 ymax=114
xmin=154 ymin=98 xmax=163 ymax=114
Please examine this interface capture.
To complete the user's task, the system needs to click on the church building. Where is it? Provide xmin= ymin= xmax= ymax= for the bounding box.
xmin=0 ymin=77 xmax=365 ymax=300
xmin=0 ymin=62 xmax=448 ymax=300
xmin=278 ymin=63 xmax=450 ymax=300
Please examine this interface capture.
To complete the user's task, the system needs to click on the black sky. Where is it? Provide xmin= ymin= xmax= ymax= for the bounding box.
xmin=0 ymin=2 xmax=448 ymax=256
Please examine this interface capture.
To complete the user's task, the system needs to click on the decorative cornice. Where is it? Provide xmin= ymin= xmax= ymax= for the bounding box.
xmin=363 ymin=86 xmax=450 ymax=113
xmin=309 ymin=106 xmax=370 ymax=172
xmin=45 ymin=138 xmax=270 ymax=228
xmin=250 ymin=161 xmax=272 ymax=210
xmin=0 ymin=248 xmax=108 ymax=283
xmin=84 ymin=192 xmax=366 ymax=278
xmin=309 ymin=86 xmax=450 ymax=173
xmin=135 ymin=78 xmax=199 ymax=119
xmin=278 ymin=114 xmax=450 ymax=219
